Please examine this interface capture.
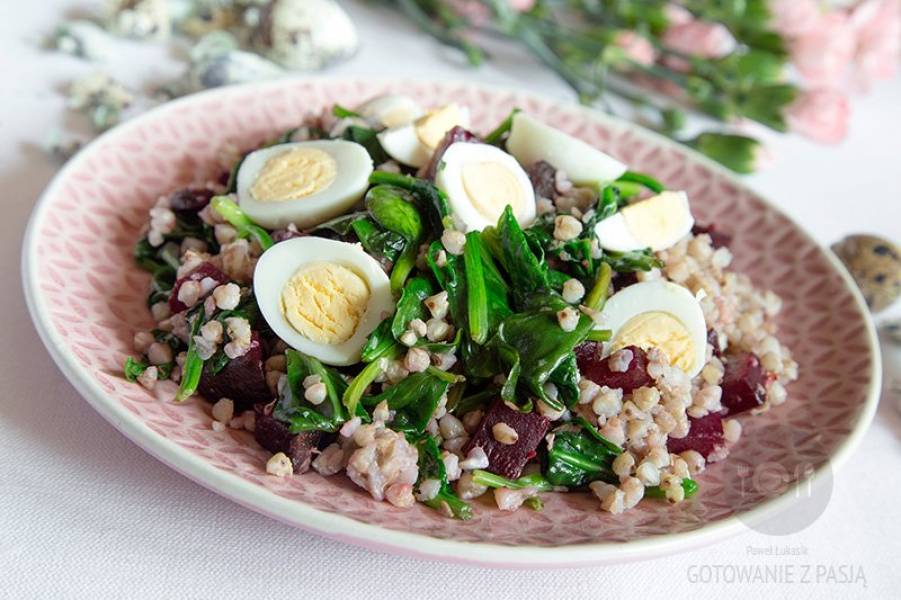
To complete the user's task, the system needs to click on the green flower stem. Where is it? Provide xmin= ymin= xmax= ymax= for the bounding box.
xmin=396 ymin=0 xmax=485 ymax=65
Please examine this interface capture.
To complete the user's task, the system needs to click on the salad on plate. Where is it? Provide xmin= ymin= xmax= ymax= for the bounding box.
xmin=123 ymin=94 xmax=798 ymax=519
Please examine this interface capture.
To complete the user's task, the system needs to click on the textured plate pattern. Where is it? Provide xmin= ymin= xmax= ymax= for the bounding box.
xmin=26 ymin=79 xmax=875 ymax=549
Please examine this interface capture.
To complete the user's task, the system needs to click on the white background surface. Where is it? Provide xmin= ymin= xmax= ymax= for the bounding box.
xmin=2 ymin=1 xmax=900 ymax=598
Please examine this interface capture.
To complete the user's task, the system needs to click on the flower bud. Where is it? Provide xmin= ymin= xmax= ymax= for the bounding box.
xmin=687 ymin=132 xmax=770 ymax=174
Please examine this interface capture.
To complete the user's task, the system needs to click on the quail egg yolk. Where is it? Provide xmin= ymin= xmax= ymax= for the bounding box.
xmin=280 ymin=262 xmax=371 ymax=344
xmin=415 ymin=104 xmax=463 ymax=149
xmin=622 ymin=192 xmax=686 ymax=246
xmin=610 ymin=312 xmax=697 ymax=373
xmin=250 ymin=148 xmax=338 ymax=202
xmin=461 ymin=162 xmax=525 ymax=222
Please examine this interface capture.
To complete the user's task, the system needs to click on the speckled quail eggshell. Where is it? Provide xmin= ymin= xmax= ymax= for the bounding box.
xmin=254 ymin=237 xmax=394 ymax=366
xmin=506 ymin=112 xmax=627 ymax=186
xmin=236 ymin=140 xmax=373 ymax=230
xmin=832 ymin=234 xmax=901 ymax=312
xmin=255 ymin=0 xmax=359 ymax=70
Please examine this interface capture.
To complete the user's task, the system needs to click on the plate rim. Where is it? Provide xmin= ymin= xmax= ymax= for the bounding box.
xmin=20 ymin=75 xmax=882 ymax=567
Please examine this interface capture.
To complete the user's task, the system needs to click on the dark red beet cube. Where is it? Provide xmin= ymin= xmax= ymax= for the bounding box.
xmin=418 ymin=126 xmax=479 ymax=180
xmin=667 ymin=413 xmax=724 ymax=459
xmin=721 ymin=352 xmax=767 ymax=415
xmin=527 ymin=160 xmax=557 ymax=200
xmin=271 ymin=228 xmax=306 ymax=243
xmin=692 ymin=223 xmax=732 ymax=249
xmin=462 ymin=399 xmax=550 ymax=479
xmin=575 ymin=343 xmax=653 ymax=393
xmin=197 ymin=331 xmax=271 ymax=411
xmin=707 ymin=329 xmax=724 ymax=358
xmin=169 ymin=187 xmax=214 ymax=213
xmin=254 ymin=403 xmax=321 ymax=474
xmin=168 ymin=262 xmax=229 ymax=313
xmin=612 ymin=271 xmax=639 ymax=292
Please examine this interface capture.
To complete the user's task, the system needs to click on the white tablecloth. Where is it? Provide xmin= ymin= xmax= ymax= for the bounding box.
xmin=1 ymin=1 xmax=899 ymax=598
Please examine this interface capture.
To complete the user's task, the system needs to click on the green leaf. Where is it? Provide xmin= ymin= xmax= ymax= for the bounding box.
xmin=414 ymin=434 xmax=473 ymax=520
xmin=366 ymin=185 xmax=424 ymax=242
xmin=123 ymin=357 xmax=148 ymax=382
xmin=496 ymin=307 xmax=595 ymax=408
xmin=274 ymin=349 xmax=350 ymax=432
xmin=343 ymin=350 xmax=398 ymax=417
xmin=362 ymin=368 xmax=456 ymax=434
xmin=544 ymin=428 xmax=620 ymax=488
xmin=176 ymin=312 xmax=206 ymax=402
xmin=496 ymin=206 xmax=550 ymax=308
xmin=369 ymin=171 xmax=451 ymax=236
xmin=464 ymin=231 xmax=489 ymax=344
xmin=391 ymin=277 xmax=434 ymax=339
xmin=210 ymin=196 xmax=274 ymax=251
xmin=361 ymin=318 xmax=397 ymax=363
xmin=350 ymin=218 xmax=406 ymax=267
xmin=342 ymin=125 xmax=390 ymax=164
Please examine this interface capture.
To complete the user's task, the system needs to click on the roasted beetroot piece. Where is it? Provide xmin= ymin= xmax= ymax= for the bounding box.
xmin=666 ymin=412 xmax=725 ymax=459
xmin=707 ymin=329 xmax=724 ymax=358
xmin=612 ymin=271 xmax=639 ymax=292
xmin=692 ymin=223 xmax=732 ymax=249
xmin=721 ymin=352 xmax=767 ymax=415
xmin=462 ymin=399 xmax=550 ymax=479
xmin=575 ymin=343 xmax=653 ymax=393
xmin=197 ymin=332 xmax=271 ymax=411
xmin=254 ymin=404 xmax=321 ymax=474
xmin=418 ymin=125 xmax=479 ymax=180
xmin=169 ymin=187 xmax=214 ymax=213
xmin=271 ymin=228 xmax=306 ymax=243
xmin=527 ymin=160 xmax=557 ymax=200
xmin=168 ymin=262 xmax=229 ymax=313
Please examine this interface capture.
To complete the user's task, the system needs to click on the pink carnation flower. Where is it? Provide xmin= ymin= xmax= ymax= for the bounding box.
xmin=662 ymin=20 xmax=737 ymax=59
xmin=851 ymin=0 xmax=901 ymax=87
xmin=612 ymin=31 xmax=657 ymax=67
xmin=768 ymin=0 xmax=822 ymax=38
xmin=790 ymin=12 xmax=857 ymax=85
xmin=785 ymin=89 xmax=850 ymax=144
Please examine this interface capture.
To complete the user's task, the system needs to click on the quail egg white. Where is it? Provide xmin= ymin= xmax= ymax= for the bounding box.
xmin=594 ymin=190 xmax=694 ymax=253
xmin=506 ymin=112 xmax=627 ymax=186
xmin=597 ymin=280 xmax=707 ymax=377
xmin=236 ymin=140 xmax=373 ymax=230
xmin=377 ymin=103 xmax=470 ymax=168
xmin=357 ymin=94 xmax=423 ymax=129
xmin=254 ymin=237 xmax=394 ymax=366
xmin=434 ymin=142 xmax=536 ymax=231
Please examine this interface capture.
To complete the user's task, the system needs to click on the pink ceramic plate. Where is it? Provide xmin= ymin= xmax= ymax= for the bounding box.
xmin=22 ymin=78 xmax=880 ymax=567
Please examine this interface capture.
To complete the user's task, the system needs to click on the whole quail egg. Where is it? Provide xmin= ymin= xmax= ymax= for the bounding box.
xmin=832 ymin=234 xmax=901 ymax=312
xmin=253 ymin=0 xmax=359 ymax=70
